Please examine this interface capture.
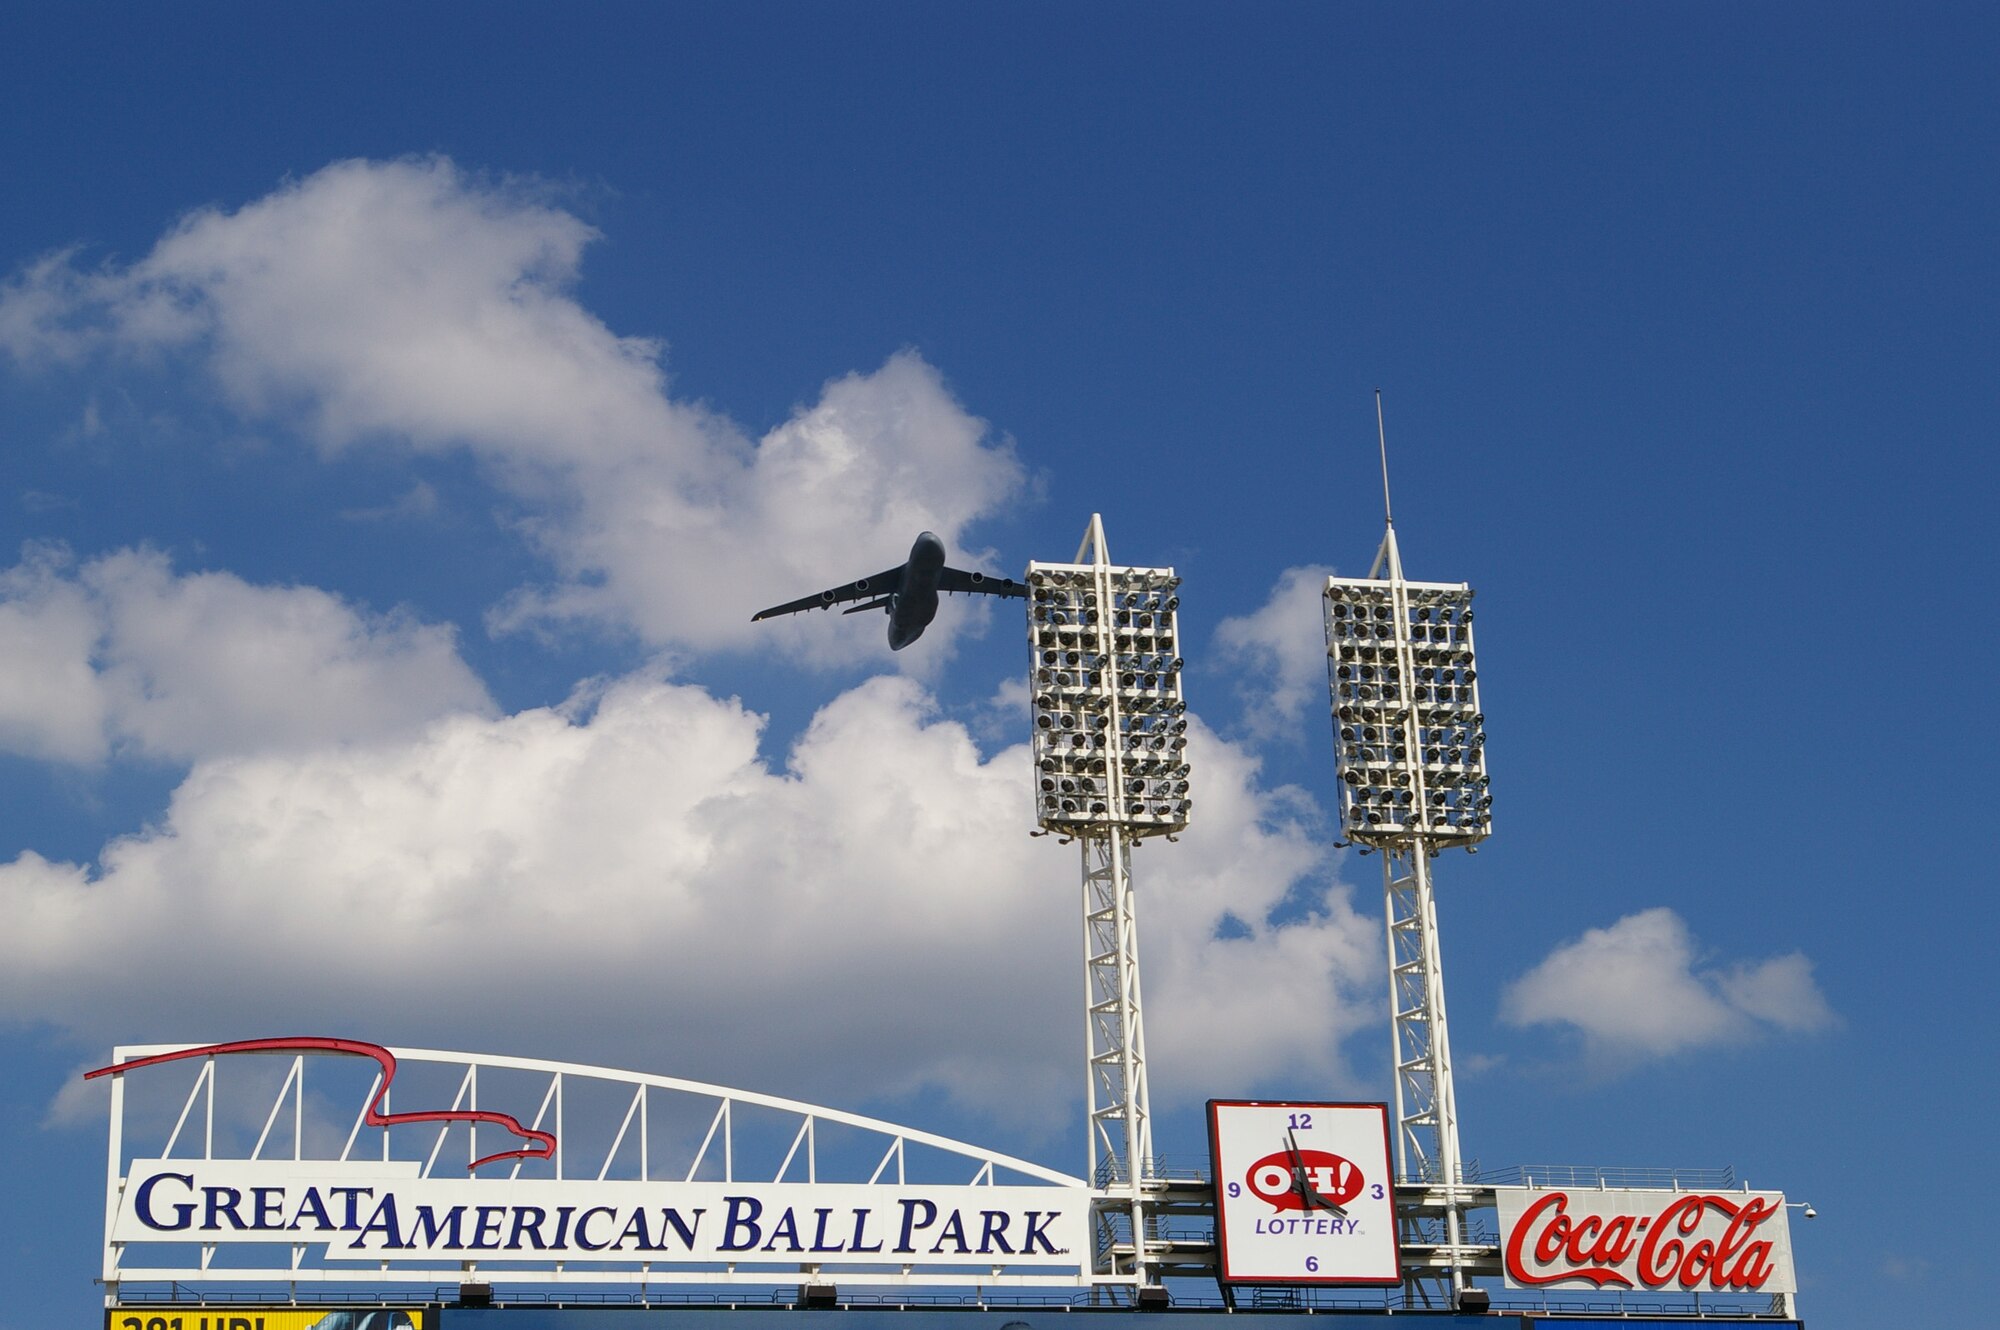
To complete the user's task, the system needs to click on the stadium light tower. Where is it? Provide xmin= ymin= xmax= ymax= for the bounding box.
xmin=1027 ymin=514 xmax=1188 ymax=1296
xmin=1324 ymin=397 xmax=1491 ymax=1305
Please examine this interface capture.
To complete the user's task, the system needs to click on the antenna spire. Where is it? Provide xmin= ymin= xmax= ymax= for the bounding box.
xmin=1369 ymin=391 xmax=1405 ymax=581
xmin=1375 ymin=388 xmax=1394 ymax=528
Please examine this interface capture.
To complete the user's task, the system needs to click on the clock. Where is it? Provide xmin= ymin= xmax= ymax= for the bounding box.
xmin=1207 ymin=1100 xmax=1400 ymax=1285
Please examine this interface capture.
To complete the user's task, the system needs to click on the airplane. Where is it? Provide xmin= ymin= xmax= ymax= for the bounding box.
xmin=752 ymin=530 xmax=1027 ymax=650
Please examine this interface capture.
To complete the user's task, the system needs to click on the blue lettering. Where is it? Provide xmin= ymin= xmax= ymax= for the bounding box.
xmin=551 ymin=1204 xmax=577 ymax=1247
xmin=894 ymin=1198 xmax=937 ymax=1253
xmin=251 ymin=1187 xmax=284 ymax=1229
xmin=978 ymin=1210 xmax=1015 ymax=1254
xmin=616 ymin=1207 xmax=655 ymax=1251
xmin=471 ymin=1204 xmax=506 ymax=1250
xmin=356 ymin=1194 xmax=403 ymax=1248
xmin=507 ymin=1205 xmax=549 ymax=1250
xmin=409 ymin=1204 xmax=465 ymax=1249
xmin=328 ymin=1186 xmax=374 ymax=1229
xmin=133 ymin=1172 xmax=195 ymax=1231
xmin=929 ymin=1208 xmax=970 ymax=1254
xmin=203 ymin=1186 xmax=247 ymax=1230
xmin=763 ymin=1206 xmax=803 ymax=1252
xmin=575 ymin=1206 xmax=617 ymax=1252
xmin=1021 ymin=1210 xmax=1060 ymax=1254
xmin=290 ymin=1187 xmax=334 ymax=1232
xmin=849 ymin=1207 xmax=883 ymax=1253
xmin=659 ymin=1207 xmax=703 ymax=1249
xmin=809 ymin=1207 xmax=845 ymax=1253
xmin=721 ymin=1196 xmax=763 ymax=1251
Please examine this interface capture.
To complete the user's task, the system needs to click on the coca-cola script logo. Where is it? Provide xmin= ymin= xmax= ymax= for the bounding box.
xmin=1503 ymin=1190 xmax=1783 ymax=1291
xmin=1243 ymin=1150 xmax=1366 ymax=1211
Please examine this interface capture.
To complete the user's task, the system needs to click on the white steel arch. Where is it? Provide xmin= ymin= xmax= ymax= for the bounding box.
xmin=97 ymin=1040 xmax=1096 ymax=1303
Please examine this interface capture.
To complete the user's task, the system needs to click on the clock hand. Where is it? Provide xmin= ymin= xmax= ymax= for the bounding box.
xmin=1288 ymin=1127 xmax=1347 ymax=1217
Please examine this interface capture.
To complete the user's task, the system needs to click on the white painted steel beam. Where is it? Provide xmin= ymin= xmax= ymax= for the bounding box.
xmin=1027 ymin=515 xmax=1188 ymax=1298
xmin=1326 ymin=509 xmax=1489 ymax=1307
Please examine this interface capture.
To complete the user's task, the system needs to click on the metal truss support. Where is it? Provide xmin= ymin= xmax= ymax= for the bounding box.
xmin=1383 ymin=841 xmax=1468 ymax=1304
xmin=95 ymin=1041 xmax=1089 ymax=1295
xmin=1082 ymin=826 xmax=1153 ymax=1289
xmin=1030 ymin=514 xmax=1186 ymax=1298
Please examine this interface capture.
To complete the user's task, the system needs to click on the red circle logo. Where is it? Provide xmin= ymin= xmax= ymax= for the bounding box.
xmin=1245 ymin=1149 xmax=1366 ymax=1210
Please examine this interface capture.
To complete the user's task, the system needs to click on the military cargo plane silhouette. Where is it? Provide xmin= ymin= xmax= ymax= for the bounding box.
xmin=752 ymin=530 xmax=1027 ymax=650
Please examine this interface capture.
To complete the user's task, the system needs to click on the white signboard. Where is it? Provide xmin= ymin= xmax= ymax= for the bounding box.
xmin=1207 ymin=1100 xmax=1399 ymax=1285
xmin=1495 ymin=1186 xmax=1796 ymax=1295
xmin=112 ymin=1160 xmax=1088 ymax=1268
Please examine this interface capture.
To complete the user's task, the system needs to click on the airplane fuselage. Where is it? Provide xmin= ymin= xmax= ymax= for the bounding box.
xmin=750 ymin=528 xmax=1023 ymax=650
xmin=888 ymin=531 xmax=947 ymax=649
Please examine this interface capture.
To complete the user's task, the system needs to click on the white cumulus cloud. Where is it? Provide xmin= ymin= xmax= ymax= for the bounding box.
xmin=1212 ymin=565 xmax=1334 ymax=742
xmin=1500 ymin=907 xmax=1836 ymax=1060
xmin=0 ymin=158 xmax=1026 ymax=663
xmin=0 ymin=157 xmax=1386 ymax=1139
xmin=0 ymin=672 xmax=1377 ymax=1133
xmin=0 ymin=544 xmax=492 ymax=764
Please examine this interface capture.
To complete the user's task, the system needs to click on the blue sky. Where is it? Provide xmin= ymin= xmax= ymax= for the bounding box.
xmin=1 ymin=4 xmax=1994 ymax=1323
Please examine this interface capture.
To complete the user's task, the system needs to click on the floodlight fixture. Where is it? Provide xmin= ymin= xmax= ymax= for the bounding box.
xmin=1028 ymin=538 xmax=1188 ymax=838
xmin=1324 ymin=577 xmax=1490 ymax=849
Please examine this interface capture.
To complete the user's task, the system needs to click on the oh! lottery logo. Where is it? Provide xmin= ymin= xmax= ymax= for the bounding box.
xmin=1244 ymin=1149 xmax=1367 ymax=1211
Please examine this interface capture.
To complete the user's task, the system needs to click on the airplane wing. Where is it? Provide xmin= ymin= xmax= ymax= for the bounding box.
xmin=751 ymin=566 xmax=907 ymax=621
xmin=938 ymin=566 xmax=1028 ymax=599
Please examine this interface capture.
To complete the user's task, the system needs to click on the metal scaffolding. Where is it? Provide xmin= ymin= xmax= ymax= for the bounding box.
xmin=1082 ymin=827 xmax=1152 ymax=1195
xmin=1028 ymin=515 xmax=1187 ymax=1296
xmin=1324 ymin=405 xmax=1492 ymax=1308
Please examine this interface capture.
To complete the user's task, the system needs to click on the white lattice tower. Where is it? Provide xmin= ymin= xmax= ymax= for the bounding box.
xmin=1027 ymin=514 xmax=1187 ymax=1294
xmin=1082 ymin=829 xmax=1150 ymax=1189
xmin=1383 ymin=842 xmax=1462 ymax=1191
xmin=1325 ymin=466 xmax=1491 ymax=1305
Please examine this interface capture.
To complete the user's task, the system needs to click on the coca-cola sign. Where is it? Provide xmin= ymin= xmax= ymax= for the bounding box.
xmin=1495 ymin=1187 xmax=1796 ymax=1295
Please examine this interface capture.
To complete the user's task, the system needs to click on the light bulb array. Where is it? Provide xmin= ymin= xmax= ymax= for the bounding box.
xmin=1324 ymin=577 xmax=1491 ymax=846
xmin=1028 ymin=563 xmax=1190 ymax=834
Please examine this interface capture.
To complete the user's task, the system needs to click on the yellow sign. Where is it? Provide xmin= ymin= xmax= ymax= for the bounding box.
xmin=110 ymin=1312 xmax=431 ymax=1330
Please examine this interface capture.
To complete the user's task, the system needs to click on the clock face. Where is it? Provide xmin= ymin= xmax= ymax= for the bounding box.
xmin=1207 ymin=1100 xmax=1401 ymax=1285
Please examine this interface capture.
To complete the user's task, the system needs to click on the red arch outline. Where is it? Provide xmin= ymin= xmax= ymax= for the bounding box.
xmin=86 ymin=1036 xmax=558 ymax=1171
